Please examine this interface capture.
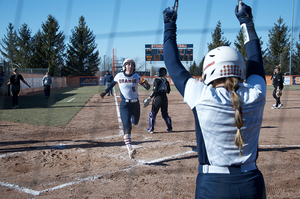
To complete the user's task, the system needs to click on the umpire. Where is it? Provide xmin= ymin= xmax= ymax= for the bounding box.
xmin=104 ymin=70 xmax=113 ymax=96
xmin=145 ymin=67 xmax=172 ymax=133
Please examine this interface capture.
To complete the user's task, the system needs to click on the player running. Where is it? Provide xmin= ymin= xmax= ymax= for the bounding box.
xmin=163 ymin=1 xmax=266 ymax=198
xmin=100 ymin=58 xmax=150 ymax=159
xmin=143 ymin=67 xmax=172 ymax=133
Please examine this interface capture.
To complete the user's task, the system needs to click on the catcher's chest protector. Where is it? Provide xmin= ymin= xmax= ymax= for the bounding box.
xmin=157 ymin=78 xmax=168 ymax=92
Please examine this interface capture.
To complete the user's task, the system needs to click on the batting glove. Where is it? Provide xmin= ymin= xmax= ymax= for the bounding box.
xmin=163 ymin=1 xmax=178 ymax=24
xmin=235 ymin=3 xmax=258 ymax=44
xmin=235 ymin=3 xmax=253 ymax=25
xmin=100 ymin=91 xmax=107 ymax=99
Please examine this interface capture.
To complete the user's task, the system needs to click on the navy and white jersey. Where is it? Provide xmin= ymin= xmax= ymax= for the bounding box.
xmin=163 ymin=22 xmax=266 ymax=166
xmin=184 ymin=75 xmax=266 ymax=166
xmin=113 ymin=72 xmax=141 ymax=100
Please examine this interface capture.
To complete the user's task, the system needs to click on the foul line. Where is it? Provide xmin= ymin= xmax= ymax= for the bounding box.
xmin=259 ymin=144 xmax=300 ymax=147
xmin=0 ymin=149 xmax=197 ymax=196
xmin=67 ymin=97 xmax=76 ymax=102
xmin=135 ymin=150 xmax=197 ymax=165
xmin=113 ymin=87 xmax=123 ymax=136
xmin=1 ymin=143 xmax=299 ymax=195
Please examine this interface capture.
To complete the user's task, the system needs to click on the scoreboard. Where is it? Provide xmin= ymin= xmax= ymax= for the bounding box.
xmin=145 ymin=44 xmax=193 ymax=61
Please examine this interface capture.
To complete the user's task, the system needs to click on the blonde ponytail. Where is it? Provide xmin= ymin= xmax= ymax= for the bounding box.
xmin=226 ymin=77 xmax=244 ymax=157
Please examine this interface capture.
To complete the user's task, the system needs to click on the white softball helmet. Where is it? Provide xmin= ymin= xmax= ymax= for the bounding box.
xmin=202 ymin=46 xmax=246 ymax=85
xmin=122 ymin=58 xmax=136 ymax=72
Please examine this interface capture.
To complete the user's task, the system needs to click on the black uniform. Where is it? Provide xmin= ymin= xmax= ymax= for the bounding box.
xmin=146 ymin=68 xmax=172 ymax=133
xmin=272 ymin=71 xmax=284 ymax=108
xmin=9 ymin=73 xmax=24 ymax=108
xmin=104 ymin=71 xmax=114 ymax=96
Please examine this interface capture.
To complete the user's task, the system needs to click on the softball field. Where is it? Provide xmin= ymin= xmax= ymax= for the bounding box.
xmin=0 ymin=87 xmax=299 ymax=198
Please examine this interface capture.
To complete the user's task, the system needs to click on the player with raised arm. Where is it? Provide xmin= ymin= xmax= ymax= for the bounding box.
xmin=100 ymin=58 xmax=150 ymax=159
xmin=163 ymin=1 xmax=266 ymax=198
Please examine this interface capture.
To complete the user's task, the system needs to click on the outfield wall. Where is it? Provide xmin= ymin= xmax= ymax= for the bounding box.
xmin=0 ymin=73 xmax=67 ymax=96
xmin=2 ymin=74 xmax=297 ymax=95
xmin=67 ymin=75 xmax=300 ymax=87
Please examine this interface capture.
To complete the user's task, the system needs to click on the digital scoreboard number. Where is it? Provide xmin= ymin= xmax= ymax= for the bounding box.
xmin=145 ymin=44 xmax=193 ymax=61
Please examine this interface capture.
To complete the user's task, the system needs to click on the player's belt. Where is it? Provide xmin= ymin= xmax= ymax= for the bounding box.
xmin=198 ymin=162 xmax=257 ymax=174
xmin=125 ymin=99 xmax=138 ymax=103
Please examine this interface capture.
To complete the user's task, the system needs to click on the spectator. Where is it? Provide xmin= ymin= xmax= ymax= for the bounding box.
xmin=42 ymin=72 xmax=52 ymax=99
xmin=7 ymin=68 xmax=31 ymax=108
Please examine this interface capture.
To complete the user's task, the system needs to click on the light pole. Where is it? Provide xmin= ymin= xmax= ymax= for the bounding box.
xmin=104 ymin=55 xmax=106 ymax=71
xmin=289 ymin=0 xmax=294 ymax=76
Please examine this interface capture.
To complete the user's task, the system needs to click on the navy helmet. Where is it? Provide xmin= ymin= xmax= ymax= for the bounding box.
xmin=157 ymin=67 xmax=167 ymax=77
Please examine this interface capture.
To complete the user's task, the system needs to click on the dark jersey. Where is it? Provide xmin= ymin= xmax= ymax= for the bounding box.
xmin=272 ymin=72 xmax=284 ymax=89
xmin=10 ymin=74 xmax=24 ymax=86
xmin=151 ymin=77 xmax=170 ymax=97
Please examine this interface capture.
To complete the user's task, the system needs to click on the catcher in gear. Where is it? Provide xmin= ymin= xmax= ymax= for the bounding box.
xmin=143 ymin=67 xmax=172 ymax=133
xmin=163 ymin=1 xmax=266 ymax=198
xmin=271 ymin=64 xmax=284 ymax=109
xmin=100 ymin=58 xmax=150 ymax=159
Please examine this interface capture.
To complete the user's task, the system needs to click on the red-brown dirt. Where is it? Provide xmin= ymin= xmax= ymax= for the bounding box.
xmin=0 ymin=90 xmax=299 ymax=198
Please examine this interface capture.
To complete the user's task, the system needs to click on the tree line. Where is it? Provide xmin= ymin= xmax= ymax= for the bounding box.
xmin=1 ymin=15 xmax=299 ymax=77
xmin=189 ymin=18 xmax=300 ymax=76
xmin=0 ymin=15 xmax=100 ymax=77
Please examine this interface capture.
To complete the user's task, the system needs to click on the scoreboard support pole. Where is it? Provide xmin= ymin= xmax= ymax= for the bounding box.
xmin=150 ymin=61 xmax=153 ymax=76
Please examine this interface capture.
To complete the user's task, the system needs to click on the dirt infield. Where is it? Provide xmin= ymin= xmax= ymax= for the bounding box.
xmin=0 ymin=89 xmax=300 ymax=198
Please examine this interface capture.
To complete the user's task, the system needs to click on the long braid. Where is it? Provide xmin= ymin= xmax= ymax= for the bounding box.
xmin=225 ymin=77 xmax=244 ymax=157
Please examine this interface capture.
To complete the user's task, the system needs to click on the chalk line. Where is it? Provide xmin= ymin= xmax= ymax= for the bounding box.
xmin=113 ymin=91 xmax=123 ymax=135
xmin=1 ymin=144 xmax=299 ymax=195
xmin=67 ymin=97 xmax=76 ymax=102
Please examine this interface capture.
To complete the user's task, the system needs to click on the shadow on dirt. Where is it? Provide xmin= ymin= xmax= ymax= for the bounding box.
xmin=0 ymin=139 xmax=161 ymax=154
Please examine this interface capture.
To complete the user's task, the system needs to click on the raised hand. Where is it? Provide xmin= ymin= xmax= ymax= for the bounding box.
xmin=163 ymin=0 xmax=178 ymax=23
xmin=235 ymin=2 xmax=253 ymax=25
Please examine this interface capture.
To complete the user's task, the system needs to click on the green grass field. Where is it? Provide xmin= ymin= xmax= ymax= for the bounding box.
xmin=0 ymin=84 xmax=298 ymax=127
xmin=0 ymin=86 xmax=106 ymax=126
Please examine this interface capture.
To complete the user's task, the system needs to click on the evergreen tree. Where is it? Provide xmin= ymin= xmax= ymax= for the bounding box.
xmin=42 ymin=15 xmax=65 ymax=76
xmin=292 ymin=32 xmax=300 ymax=75
xmin=207 ymin=21 xmax=231 ymax=51
xmin=63 ymin=16 xmax=100 ymax=76
xmin=234 ymin=29 xmax=266 ymax=65
xmin=200 ymin=21 xmax=231 ymax=73
xmin=30 ymin=30 xmax=46 ymax=68
xmin=265 ymin=17 xmax=290 ymax=75
xmin=15 ymin=23 xmax=32 ymax=68
xmin=198 ymin=56 xmax=205 ymax=76
xmin=0 ymin=23 xmax=18 ymax=63
xmin=234 ymin=29 xmax=247 ymax=61
xmin=189 ymin=60 xmax=202 ymax=76
xmin=189 ymin=61 xmax=197 ymax=76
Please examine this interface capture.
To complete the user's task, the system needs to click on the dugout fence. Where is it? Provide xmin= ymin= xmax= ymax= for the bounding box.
xmin=67 ymin=75 xmax=300 ymax=87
